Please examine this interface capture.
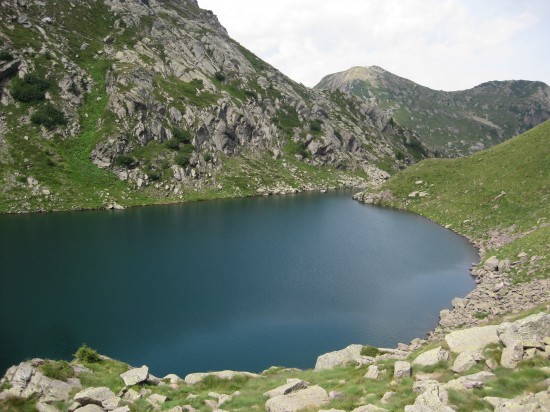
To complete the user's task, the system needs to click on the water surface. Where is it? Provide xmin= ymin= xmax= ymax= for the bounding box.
xmin=0 ymin=191 xmax=477 ymax=376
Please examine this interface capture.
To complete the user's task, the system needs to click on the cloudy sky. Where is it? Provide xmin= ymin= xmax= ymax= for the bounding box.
xmin=197 ymin=0 xmax=549 ymax=91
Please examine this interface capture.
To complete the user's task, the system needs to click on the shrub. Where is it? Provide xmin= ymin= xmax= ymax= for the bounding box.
xmin=214 ymin=71 xmax=226 ymax=82
xmin=244 ymin=90 xmax=257 ymax=100
xmin=165 ymin=139 xmax=180 ymax=150
xmin=361 ymin=345 xmax=381 ymax=357
xmin=172 ymin=127 xmax=191 ymax=144
xmin=395 ymin=150 xmax=405 ymax=161
xmin=309 ymin=119 xmax=322 ymax=132
xmin=115 ymin=154 xmax=136 ymax=168
xmin=203 ymin=152 xmax=213 ymax=162
xmin=285 ymin=139 xmax=309 ymax=158
xmin=0 ymin=50 xmax=13 ymax=61
xmin=40 ymin=360 xmax=75 ymax=382
xmin=31 ymin=103 xmax=67 ymax=129
xmin=175 ymin=152 xmax=191 ymax=167
xmin=11 ymin=74 xmax=50 ymax=103
xmin=146 ymin=169 xmax=161 ymax=181
xmin=75 ymin=344 xmax=101 ymax=364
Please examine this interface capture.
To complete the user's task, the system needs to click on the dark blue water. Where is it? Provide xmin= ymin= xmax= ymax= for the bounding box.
xmin=0 ymin=191 xmax=477 ymax=376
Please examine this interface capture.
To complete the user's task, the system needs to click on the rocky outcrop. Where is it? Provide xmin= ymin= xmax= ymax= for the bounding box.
xmin=263 ymin=379 xmax=309 ymax=399
xmin=314 ymin=344 xmax=372 ymax=371
xmin=119 ymin=366 xmax=148 ymax=386
xmin=412 ymin=346 xmax=449 ymax=367
xmin=444 ymin=325 xmax=499 ymax=353
xmin=184 ymin=370 xmax=260 ymax=385
xmin=0 ymin=360 xmax=81 ymax=403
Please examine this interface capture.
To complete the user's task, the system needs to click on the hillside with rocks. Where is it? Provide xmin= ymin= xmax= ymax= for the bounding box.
xmin=315 ymin=66 xmax=550 ymax=157
xmin=0 ymin=0 xmax=429 ymax=213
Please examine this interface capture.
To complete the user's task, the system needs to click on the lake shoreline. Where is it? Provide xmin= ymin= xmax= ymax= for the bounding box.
xmin=353 ymin=191 xmax=550 ymax=346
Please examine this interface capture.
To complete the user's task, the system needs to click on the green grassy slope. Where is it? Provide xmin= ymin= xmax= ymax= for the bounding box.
xmin=361 ymin=120 xmax=550 ymax=282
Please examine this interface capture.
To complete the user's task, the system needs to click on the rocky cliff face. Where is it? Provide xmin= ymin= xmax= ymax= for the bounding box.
xmin=316 ymin=66 xmax=550 ymax=156
xmin=0 ymin=1 xmax=428 ymax=213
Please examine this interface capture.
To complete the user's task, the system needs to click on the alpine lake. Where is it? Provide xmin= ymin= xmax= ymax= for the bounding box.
xmin=0 ymin=190 xmax=477 ymax=376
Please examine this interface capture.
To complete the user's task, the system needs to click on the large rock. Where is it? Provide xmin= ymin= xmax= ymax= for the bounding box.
xmin=404 ymin=383 xmax=453 ymax=412
xmin=74 ymin=387 xmax=116 ymax=407
xmin=412 ymin=346 xmax=449 ymax=367
xmin=315 ymin=344 xmax=369 ymax=371
xmin=364 ymin=365 xmax=380 ymax=380
xmin=498 ymin=312 xmax=550 ymax=347
xmin=263 ymin=379 xmax=309 ymax=398
xmin=483 ymin=256 xmax=499 ymax=271
xmin=500 ymin=342 xmax=523 ymax=368
xmin=184 ymin=370 xmax=260 ymax=385
xmin=352 ymin=405 xmax=389 ymax=411
xmin=265 ymin=385 xmax=330 ymax=412
xmin=445 ymin=325 xmax=499 ymax=352
xmin=451 ymin=350 xmax=483 ymax=373
xmin=120 ymin=366 xmax=149 ymax=386
xmin=393 ymin=361 xmax=412 ymax=379
xmin=443 ymin=371 xmax=495 ymax=391
xmin=494 ymin=389 xmax=550 ymax=411
xmin=74 ymin=406 xmax=105 ymax=412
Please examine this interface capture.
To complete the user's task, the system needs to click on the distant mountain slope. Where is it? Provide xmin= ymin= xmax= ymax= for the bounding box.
xmin=0 ymin=1 xmax=427 ymax=213
xmin=316 ymin=66 xmax=550 ymax=156
xmin=355 ymin=119 xmax=550 ymax=281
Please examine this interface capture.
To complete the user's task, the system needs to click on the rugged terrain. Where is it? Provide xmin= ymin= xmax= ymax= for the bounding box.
xmin=316 ymin=66 xmax=550 ymax=156
xmin=0 ymin=0 xmax=428 ymax=214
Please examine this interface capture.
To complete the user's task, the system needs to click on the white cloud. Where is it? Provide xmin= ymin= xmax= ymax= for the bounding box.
xmin=198 ymin=0 xmax=549 ymax=90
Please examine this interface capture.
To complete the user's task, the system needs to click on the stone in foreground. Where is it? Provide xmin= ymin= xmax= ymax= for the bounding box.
xmin=451 ymin=350 xmax=482 ymax=373
xmin=120 ymin=366 xmax=149 ymax=386
xmin=263 ymin=379 xmax=309 ymax=399
xmin=404 ymin=383 xmax=453 ymax=412
xmin=393 ymin=361 xmax=412 ymax=379
xmin=364 ymin=365 xmax=380 ymax=379
xmin=352 ymin=405 xmax=389 ymax=411
xmin=445 ymin=325 xmax=499 ymax=352
xmin=74 ymin=387 xmax=116 ymax=407
xmin=265 ymin=385 xmax=329 ymax=412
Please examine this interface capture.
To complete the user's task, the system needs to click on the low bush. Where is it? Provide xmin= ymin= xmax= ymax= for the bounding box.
xmin=165 ymin=139 xmax=180 ymax=151
xmin=115 ymin=154 xmax=136 ymax=168
xmin=11 ymin=74 xmax=50 ymax=103
xmin=172 ymin=127 xmax=191 ymax=144
xmin=361 ymin=345 xmax=381 ymax=357
xmin=30 ymin=103 xmax=67 ymax=129
xmin=310 ymin=119 xmax=323 ymax=132
xmin=75 ymin=344 xmax=101 ymax=364
xmin=40 ymin=360 xmax=75 ymax=382
xmin=0 ymin=50 xmax=14 ymax=61
xmin=175 ymin=152 xmax=191 ymax=167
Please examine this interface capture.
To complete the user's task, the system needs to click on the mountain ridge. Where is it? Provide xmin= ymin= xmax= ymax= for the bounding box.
xmin=315 ymin=65 xmax=550 ymax=156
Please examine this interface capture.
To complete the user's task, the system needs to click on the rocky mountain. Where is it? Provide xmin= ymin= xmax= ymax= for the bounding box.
xmin=0 ymin=0 xmax=428 ymax=213
xmin=316 ymin=66 xmax=550 ymax=156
